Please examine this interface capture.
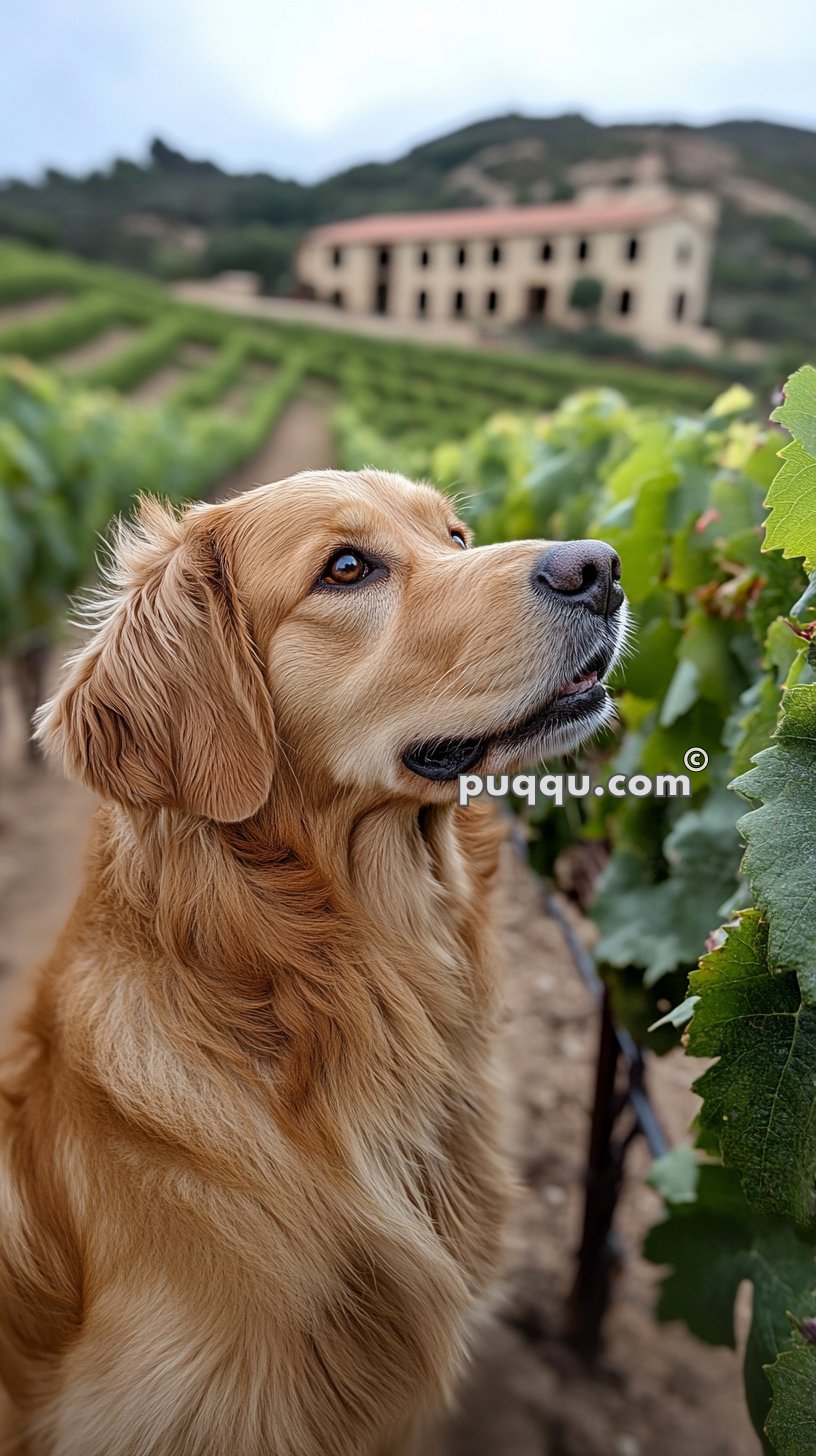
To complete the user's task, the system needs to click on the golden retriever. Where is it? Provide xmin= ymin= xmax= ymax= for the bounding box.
xmin=0 ymin=470 xmax=625 ymax=1456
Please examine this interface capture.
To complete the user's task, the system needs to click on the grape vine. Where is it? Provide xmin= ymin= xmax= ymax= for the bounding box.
xmin=337 ymin=368 xmax=816 ymax=1452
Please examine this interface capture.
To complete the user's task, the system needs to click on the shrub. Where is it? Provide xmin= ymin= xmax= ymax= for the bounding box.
xmin=569 ymin=275 xmax=603 ymax=314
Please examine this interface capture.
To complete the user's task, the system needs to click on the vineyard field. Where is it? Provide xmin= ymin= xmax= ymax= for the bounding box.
xmin=0 ymin=241 xmax=718 ymax=423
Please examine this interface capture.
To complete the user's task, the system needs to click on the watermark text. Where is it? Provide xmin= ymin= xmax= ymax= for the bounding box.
xmin=458 ymin=770 xmax=693 ymax=807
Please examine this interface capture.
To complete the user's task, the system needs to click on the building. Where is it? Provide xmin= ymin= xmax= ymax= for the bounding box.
xmin=296 ymin=188 xmax=719 ymax=351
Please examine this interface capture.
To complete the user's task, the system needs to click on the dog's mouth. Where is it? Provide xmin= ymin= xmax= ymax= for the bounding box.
xmin=402 ymin=651 xmax=611 ymax=782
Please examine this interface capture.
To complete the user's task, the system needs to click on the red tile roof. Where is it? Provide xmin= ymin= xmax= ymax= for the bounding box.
xmin=307 ymin=199 xmax=684 ymax=246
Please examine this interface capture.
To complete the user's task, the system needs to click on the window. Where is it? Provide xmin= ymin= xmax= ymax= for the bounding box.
xmin=486 ymin=289 xmax=499 ymax=315
xmin=416 ymin=289 xmax=428 ymax=317
xmin=576 ymin=238 xmax=589 ymax=262
xmin=330 ymin=246 xmax=343 ymax=267
xmin=676 ymin=241 xmax=692 ymax=265
xmin=419 ymin=247 xmax=431 ymax=268
xmin=673 ymin=291 xmax=687 ymax=321
xmin=626 ymin=236 xmax=639 ymax=262
xmin=330 ymin=290 xmax=344 ymax=308
xmin=456 ymin=245 xmax=468 ymax=268
xmin=541 ymin=240 xmax=553 ymax=262
xmin=453 ymin=290 xmax=467 ymax=317
xmin=489 ymin=242 xmax=502 ymax=265
xmin=377 ymin=247 xmax=391 ymax=268
xmin=618 ymin=288 xmax=633 ymax=316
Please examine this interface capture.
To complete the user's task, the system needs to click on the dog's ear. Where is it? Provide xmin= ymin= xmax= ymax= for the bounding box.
xmin=37 ymin=499 xmax=276 ymax=823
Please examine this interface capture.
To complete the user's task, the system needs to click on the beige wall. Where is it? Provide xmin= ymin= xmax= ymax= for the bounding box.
xmin=296 ymin=212 xmax=715 ymax=349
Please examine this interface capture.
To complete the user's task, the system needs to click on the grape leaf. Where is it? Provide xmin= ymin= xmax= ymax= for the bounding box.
xmin=765 ymin=1340 xmax=816 ymax=1456
xmin=726 ymin=619 xmax=811 ymax=793
xmin=709 ymin=383 xmax=757 ymax=419
xmin=688 ymin=911 xmax=816 ymax=1225
xmin=645 ymin=1162 xmax=816 ymax=1450
xmin=649 ymin=1144 xmax=699 ymax=1202
xmin=732 ymin=686 xmax=816 ymax=1004
xmin=728 ymin=675 xmax=784 ymax=781
xmin=668 ymin=608 xmax=751 ymax=719
xmin=592 ymin=441 xmax=681 ymax=604
xmin=594 ymin=792 xmax=742 ymax=985
xmin=763 ymin=440 xmax=816 ymax=572
xmin=659 ymin=658 xmax=700 ymax=727
xmin=771 ymin=365 xmax=816 ymax=459
xmin=619 ymin=612 xmax=682 ymax=702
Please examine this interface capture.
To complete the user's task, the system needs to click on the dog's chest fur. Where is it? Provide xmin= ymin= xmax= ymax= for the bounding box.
xmin=0 ymin=806 xmax=509 ymax=1456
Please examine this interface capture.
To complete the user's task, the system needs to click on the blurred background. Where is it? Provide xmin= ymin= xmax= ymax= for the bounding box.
xmin=1 ymin=3 xmax=816 ymax=1453
xmin=4 ymin=0 xmax=816 ymax=375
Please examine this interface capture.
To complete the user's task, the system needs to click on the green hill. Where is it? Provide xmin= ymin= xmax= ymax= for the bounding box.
xmin=2 ymin=113 xmax=815 ymax=351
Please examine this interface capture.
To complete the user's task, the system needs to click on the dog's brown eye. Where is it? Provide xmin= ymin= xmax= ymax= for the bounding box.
xmin=450 ymin=530 xmax=467 ymax=549
xmin=322 ymin=550 xmax=370 ymax=586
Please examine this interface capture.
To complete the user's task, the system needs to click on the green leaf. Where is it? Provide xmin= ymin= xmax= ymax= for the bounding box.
xmin=765 ymin=618 xmax=810 ymax=681
xmin=726 ymin=619 xmax=809 ymax=779
xmin=617 ymin=612 xmax=682 ymax=702
xmin=659 ymin=658 xmax=700 ymax=727
xmin=648 ymin=994 xmax=700 ymax=1033
xmin=727 ymin=676 xmax=784 ymax=781
xmin=595 ymin=792 xmax=742 ymax=985
xmin=732 ymin=686 xmax=816 ymax=1004
xmin=710 ymin=383 xmax=757 ymax=420
xmin=649 ymin=1144 xmax=700 ymax=1203
xmin=688 ymin=911 xmax=816 ymax=1224
xmin=592 ymin=439 xmax=681 ymax=604
xmin=771 ymin=364 xmax=816 ymax=459
xmin=676 ymin=608 xmax=754 ymax=716
xmin=764 ymin=440 xmax=816 ymax=572
xmin=766 ymin=1339 xmax=816 ymax=1456
xmin=645 ymin=1162 xmax=816 ymax=1448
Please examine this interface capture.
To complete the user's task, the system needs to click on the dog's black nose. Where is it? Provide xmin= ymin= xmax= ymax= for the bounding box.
xmin=533 ymin=540 xmax=623 ymax=618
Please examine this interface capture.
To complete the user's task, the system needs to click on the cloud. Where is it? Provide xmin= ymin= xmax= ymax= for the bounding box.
xmin=2 ymin=0 xmax=814 ymax=182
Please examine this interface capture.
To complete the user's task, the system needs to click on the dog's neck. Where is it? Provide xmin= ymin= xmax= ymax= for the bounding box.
xmin=95 ymin=791 xmax=479 ymax=1017
xmin=66 ymin=792 xmax=500 ymax=1169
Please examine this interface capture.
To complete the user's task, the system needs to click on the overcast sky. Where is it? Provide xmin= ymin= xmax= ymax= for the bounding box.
xmin=3 ymin=0 xmax=815 ymax=184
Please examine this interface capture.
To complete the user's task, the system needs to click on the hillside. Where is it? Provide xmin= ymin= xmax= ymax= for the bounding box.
xmin=2 ymin=112 xmax=815 ymax=352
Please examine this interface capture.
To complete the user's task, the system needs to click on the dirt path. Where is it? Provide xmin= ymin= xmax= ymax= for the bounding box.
xmin=53 ymin=325 xmax=140 ymax=374
xmin=127 ymin=363 xmax=191 ymax=403
xmin=218 ymin=384 xmax=338 ymax=498
xmin=0 ymin=294 xmax=68 ymax=329
xmin=126 ymin=344 xmax=220 ymax=404
xmin=0 ymin=393 xmax=754 ymax=1455
xmin=0 ymin=725 xmax=94 ymax=1027
xmin=218 ymin=364 xmax=278 ymax=418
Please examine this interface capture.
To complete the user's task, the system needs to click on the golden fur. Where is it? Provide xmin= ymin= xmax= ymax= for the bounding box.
xmin=0 ymin=470 xmax=622 ymax=1455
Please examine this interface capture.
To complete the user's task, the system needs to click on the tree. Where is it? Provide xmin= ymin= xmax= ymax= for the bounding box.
xmin=569 ymin=276 xmax=603 ymax=321
xmin=201 ymin=224 xmax=297 ymax=294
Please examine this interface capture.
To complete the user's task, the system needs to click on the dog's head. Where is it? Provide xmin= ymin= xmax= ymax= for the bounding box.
xmin=38 ymin=470 xmax=627 ymax=821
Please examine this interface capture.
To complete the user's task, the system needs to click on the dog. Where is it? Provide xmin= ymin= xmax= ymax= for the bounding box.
xmin=0 ymin=470 xmax=625 ymax=1456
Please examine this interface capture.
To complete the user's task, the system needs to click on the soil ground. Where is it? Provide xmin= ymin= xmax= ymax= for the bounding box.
xmin=218 ymin=363 xmax=278 ymax=417
xmin=52 ymin=325 xmax=140 ymax=373
xmin=0 ymin=393 xmax=756 ymax=1455
xmin=0 ymin=294 xmax=68 ymax=329
xmin=127 ymin=362 xmax=192 ymax=403
xmin=126 ymin=344 xmax=220 ymax=404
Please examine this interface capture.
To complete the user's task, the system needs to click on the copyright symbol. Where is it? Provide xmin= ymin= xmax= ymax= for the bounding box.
xmin=684 ymin=747 xmax=709 ymax=772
